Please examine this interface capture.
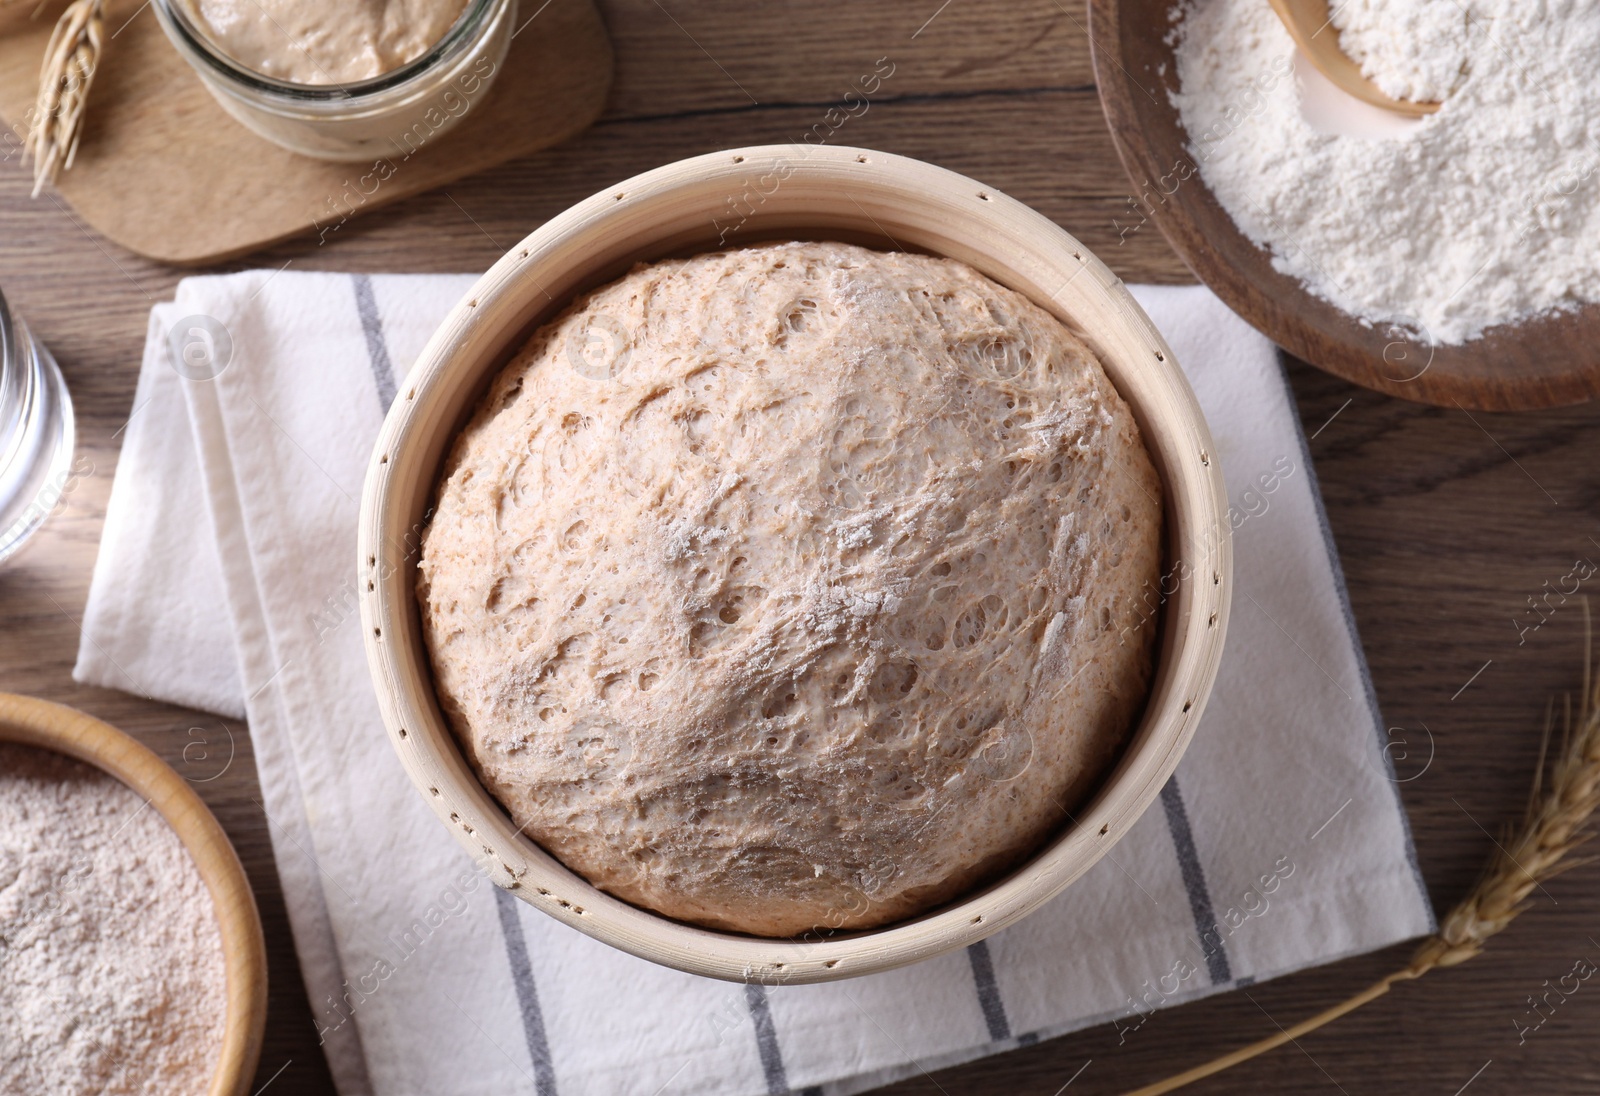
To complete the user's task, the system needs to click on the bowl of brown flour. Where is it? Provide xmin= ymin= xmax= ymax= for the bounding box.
xmin=0 ymin=693 xmax=266 ymax=1095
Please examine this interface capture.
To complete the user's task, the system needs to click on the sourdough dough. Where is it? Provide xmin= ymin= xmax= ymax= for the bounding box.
xmin=181 ymin=0 xmax=470 ymax=84
xmin=419 ymin=241 xmax=1163 ymax=936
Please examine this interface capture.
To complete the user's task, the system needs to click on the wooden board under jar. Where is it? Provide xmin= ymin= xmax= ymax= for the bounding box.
xmin=0 ymin=0 xmax=613 ymax=265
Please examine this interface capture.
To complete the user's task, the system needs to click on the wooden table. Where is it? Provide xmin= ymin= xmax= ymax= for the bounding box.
xmin=2 ymin=2 xmax=1594 ymax=1092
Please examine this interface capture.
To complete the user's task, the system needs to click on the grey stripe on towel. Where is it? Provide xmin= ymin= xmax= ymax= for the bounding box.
xmin=351 ymin=273 xmax=398 ymax=410
xmin=357 ymin=275 xmax=556 ymax=1092
xmin=744 ymin=982 xmax=790 ymax=1094
xmin=493 ymin=887 xmax=559 ymax=1096
xmin=1159 ymin=776 xmax=1231 ymax=984
xmin=966 ymin=940 xmax=1012 ymax=1041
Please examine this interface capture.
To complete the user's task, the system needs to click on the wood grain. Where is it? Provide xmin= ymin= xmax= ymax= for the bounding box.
xmin=0 ymin=0 xmax=613 ymax=263
xmin=1090 ymin=0 xmax=1600 ymax=411
xmin=0 ymin=693 xmax=266 ymax=1096
xmin=0 ymin=1 xmax=1596 ymax=1092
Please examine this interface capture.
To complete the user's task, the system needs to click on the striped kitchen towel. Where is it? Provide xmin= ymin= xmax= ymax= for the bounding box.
xmin=75 ymin=271 xmax=1434 ymax=1096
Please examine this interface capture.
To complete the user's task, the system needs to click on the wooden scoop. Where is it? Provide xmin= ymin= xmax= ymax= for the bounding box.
xmin=1268 ymin=0 xmax=1440 ymax=116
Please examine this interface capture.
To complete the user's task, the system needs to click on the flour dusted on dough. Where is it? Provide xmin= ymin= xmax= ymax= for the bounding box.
xmin=419 ymin=241 xmax=1163 ymax=936
xmin=1172 ymin=0 xmax=1600 ymax=344
xmin=0 ymin=745 xmax=227 ymax=1094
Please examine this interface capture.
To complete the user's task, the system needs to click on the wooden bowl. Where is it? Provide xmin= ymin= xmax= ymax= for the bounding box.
xmin=0 ymin=693 xmax=266 ymax=1095
xmin=358 ymin=144 xmax=1231 ymax=983
xmin=1089 ymin=0 xmax=1600 ymax=411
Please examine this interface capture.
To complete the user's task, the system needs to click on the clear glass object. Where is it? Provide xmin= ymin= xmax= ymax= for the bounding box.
xmin=0 ymin=291 xmax=75 ymax=564
xmin=151 ymin=0 xmax=516 ymax=162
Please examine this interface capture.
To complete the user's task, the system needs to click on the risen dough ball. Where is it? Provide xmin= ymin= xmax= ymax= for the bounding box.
xmin=419 ymin=241 xmax=1163 ymax=937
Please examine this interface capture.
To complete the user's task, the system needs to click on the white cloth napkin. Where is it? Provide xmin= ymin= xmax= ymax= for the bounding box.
xmin=75 ymin=272 xmax=1434 ymax=1096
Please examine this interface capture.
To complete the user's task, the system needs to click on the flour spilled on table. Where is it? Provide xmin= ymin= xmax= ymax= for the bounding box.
xmin=1171 ymin=0 xmax=1600 ymax=344
xmin=0 ymin=744 xmax=227 ymax=1094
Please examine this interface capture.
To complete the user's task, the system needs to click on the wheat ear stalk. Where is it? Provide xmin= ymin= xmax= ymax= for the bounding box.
xmin=24 ymin=0 xmax=104 ymax=197
xmin=1124 ymin=606 xmax=1600 ymax=1096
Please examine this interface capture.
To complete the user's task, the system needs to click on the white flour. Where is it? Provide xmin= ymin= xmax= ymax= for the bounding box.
xmin=1171 ymin=0 xmax=1600 ymax=344
xmin=0 ymin=744 xmax=227 ymax=1095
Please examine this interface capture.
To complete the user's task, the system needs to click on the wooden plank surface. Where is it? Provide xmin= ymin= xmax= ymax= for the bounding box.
xmin=0 ymin=1 xmax=1594 ymax=1092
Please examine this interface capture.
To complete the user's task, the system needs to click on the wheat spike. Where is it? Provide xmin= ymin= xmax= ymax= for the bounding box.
xmin=1124 ymin=605 xmax=1600 ymax=1095
xmin=24 ymin=0 xmax=105 ymax=197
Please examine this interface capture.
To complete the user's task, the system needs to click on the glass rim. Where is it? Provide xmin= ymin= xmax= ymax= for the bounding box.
xmin=151 ymin=0 xmax=502 ymax=102
xmin=0 ymin=289 xmax=18 ymax=417
xmin=0 ymin=288 xmax=14 ymax=368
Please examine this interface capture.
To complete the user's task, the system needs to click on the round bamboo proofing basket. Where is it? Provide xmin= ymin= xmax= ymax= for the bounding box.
xmin=358 ymin=145 xmax=1231 ymax=984
xmin=0 ymin=693 xmax=266 ymax=1094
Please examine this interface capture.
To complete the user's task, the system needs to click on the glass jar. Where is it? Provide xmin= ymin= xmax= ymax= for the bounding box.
xmin=0 ymin=291 xmax=75 ymax=564
xmin=151 ymin=0 xmax=516 ymax=162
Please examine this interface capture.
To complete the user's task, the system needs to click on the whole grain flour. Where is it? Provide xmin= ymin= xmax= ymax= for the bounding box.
xmin=0 ymin=743 xmax=227 ymax=1094
xmin=1171 ymin=0 xmax=1600 ymax=344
